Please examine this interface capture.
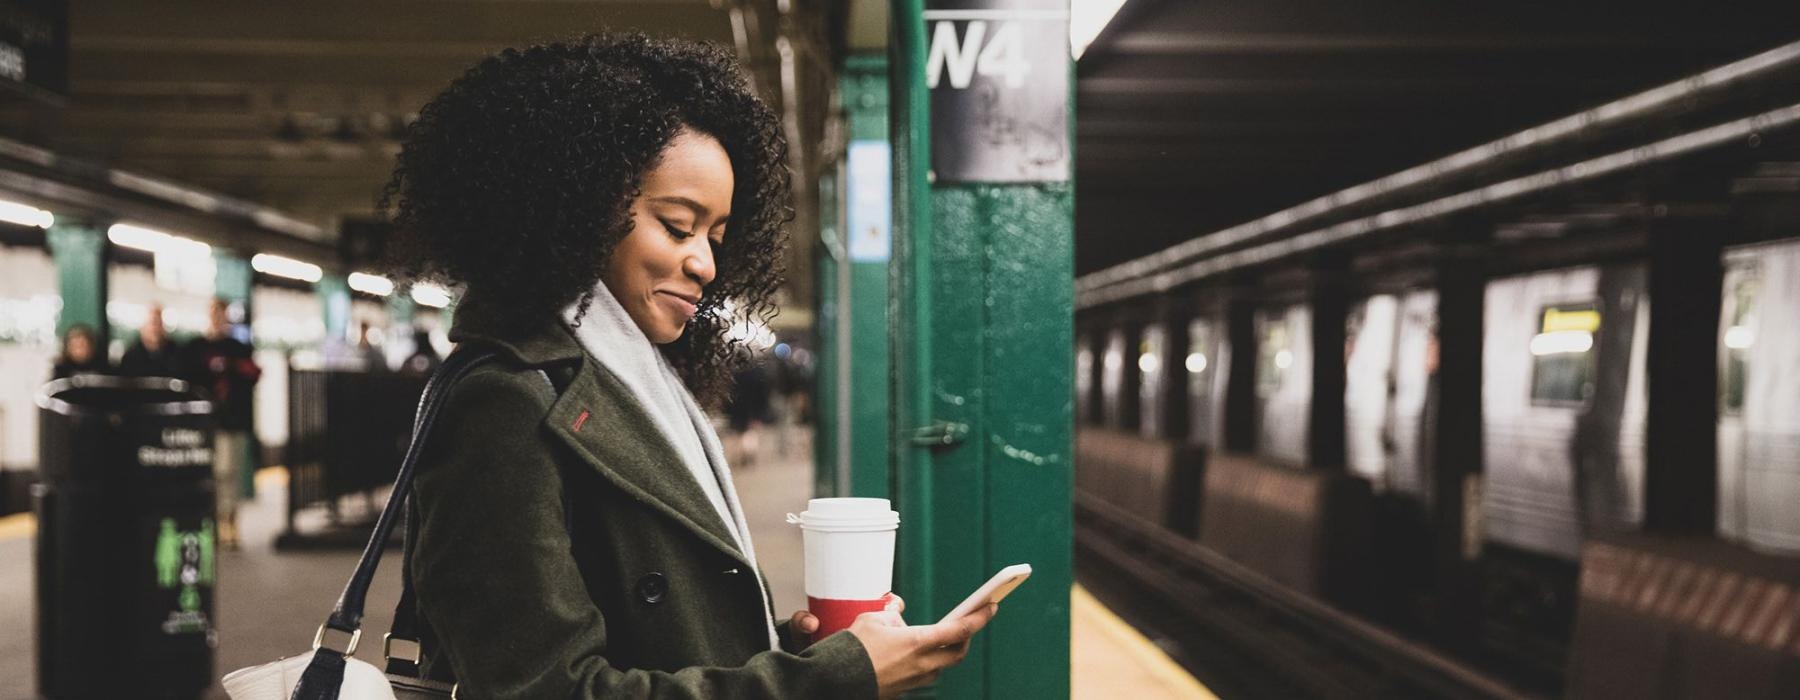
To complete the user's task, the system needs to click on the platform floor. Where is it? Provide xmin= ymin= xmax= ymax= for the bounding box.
xmin=0 ymin=431 xmax=1209 ymax=699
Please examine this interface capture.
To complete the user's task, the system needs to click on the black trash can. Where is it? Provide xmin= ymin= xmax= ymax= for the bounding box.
xmin=35 ymin=375 xmax=216 ymax=699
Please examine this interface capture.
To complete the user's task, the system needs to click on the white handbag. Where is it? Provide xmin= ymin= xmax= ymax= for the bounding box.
xmin=221 ymin=650 xmax=397 ymax=700
xmin=220 ymin=351 xmax=494 ymax=700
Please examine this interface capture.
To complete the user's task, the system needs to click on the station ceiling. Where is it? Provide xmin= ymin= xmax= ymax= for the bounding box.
xmin=1074 ymin=1 xmax=1800 ymax=275
xmin=0 ymin=1 xmax=755 ymax=230
xmin=9 ymin=2 xmax=1796 ymax=291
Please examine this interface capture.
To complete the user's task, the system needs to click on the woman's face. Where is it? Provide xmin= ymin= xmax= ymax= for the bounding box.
xmin=603 ymin=128 xmax=733 ymax=344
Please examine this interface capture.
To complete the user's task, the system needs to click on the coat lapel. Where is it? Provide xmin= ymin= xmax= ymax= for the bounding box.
xmin=542 ymin=355 xmax=751 ymax=568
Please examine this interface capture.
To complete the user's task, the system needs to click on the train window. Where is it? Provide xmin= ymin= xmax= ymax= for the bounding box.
xmin=1139 ymin=325 xmax=1166 ymax=438
xmin=1721 ymin=273 xmax=1756 ymax=414
xmin=1529 ymin=302 xmax=1600 ymax=405
xmin=1101 ymin=329 xmax=1127 ymax=428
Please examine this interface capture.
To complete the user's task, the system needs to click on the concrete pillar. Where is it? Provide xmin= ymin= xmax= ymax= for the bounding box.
xmin=1308 ymin=256 xmax=1349 ymax=470
xmin=1643 ymin=216 xmax=1723 ymax=535
xmin=1431 ymin=250 xmax=1485 ymax=650
xmin=1223 ymin=296 xmax=1259 ymax=454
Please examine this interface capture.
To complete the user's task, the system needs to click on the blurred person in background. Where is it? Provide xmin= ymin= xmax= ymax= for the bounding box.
xmin=120 ymin=303 xmax=183 ymax=378
xmin=402 ymin=326 xmax=442 ymax=375
xmin=185 ymin=297 xmax=261 ymax=548
xmin=51 ymin=323 xmax=111 ymax=380
xmin=355 ymin=320 xmax=389 ymax=372
xmin=724 ymin=356 xmax=774 ymax=468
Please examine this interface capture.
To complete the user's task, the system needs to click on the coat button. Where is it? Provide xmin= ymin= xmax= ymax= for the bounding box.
xmin=637 ymin=572 xmax=667 ymax=604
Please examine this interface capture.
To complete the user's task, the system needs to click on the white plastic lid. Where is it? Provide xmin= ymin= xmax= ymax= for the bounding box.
xmin=785 ymin=497 xmax=899 ymax=532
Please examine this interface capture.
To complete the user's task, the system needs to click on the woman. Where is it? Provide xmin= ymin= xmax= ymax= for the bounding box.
xmin=384 ymin=34 xmax=993 ymax=698
xmin=51 ymin=324 xmax=111 ymax=380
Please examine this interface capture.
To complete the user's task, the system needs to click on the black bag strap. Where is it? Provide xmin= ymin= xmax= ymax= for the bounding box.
xmin=384 ymin=362 xmax=576 ymax=678
xmin=290 ymin=347 xmax=495 ymax=700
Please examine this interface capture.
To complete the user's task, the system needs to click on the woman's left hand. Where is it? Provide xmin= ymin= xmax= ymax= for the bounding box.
xmin=787 ymin=609 xmax=821 ymax=640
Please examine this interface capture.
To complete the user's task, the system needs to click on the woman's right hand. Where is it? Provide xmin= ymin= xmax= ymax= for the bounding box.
xmin=846 ymin=598 xmax=999 ymax=699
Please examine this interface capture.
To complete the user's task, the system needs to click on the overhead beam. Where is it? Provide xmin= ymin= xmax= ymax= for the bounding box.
xmin=1106 ymin=31 xmax=1761 ymax=55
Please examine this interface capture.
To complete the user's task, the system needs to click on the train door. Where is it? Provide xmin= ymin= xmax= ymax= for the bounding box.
xmin=1343 ymin=291 xmax=1439 ymax=497
xmin=1255 ymin=305 xmax=1311 ymax=465
xmin=1718 ymin=237 xmax=1800 ymax=553
xmin=1187 ymin=317 xmax=1223 ymax=447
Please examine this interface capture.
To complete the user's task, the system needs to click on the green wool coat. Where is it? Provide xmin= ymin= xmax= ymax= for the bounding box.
xmin=406 ymin=301 xmax=877 ymax=698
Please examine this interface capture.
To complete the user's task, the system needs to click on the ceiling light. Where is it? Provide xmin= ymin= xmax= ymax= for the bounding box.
xmin=0 ymin=200 xmax=54 ymax=229
xmin=1071 ymin=0 xmax=1128 ymax=60
xmin=251 ymin=253 xmax=323 ymax=283
xmin=107 ymin=223 xmax=211 ymax=257
xmin=348 ymin=272 xmax=394 ymax=297
xmin=411 ymin=283 xmax=452 ymax=308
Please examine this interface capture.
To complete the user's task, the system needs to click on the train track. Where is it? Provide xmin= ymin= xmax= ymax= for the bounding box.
xmin=1074 ymin=494 xmax=1533 ymax=700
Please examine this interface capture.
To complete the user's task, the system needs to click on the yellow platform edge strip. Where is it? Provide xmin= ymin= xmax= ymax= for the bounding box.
xmin=0 ymin=466 xmax=290 ymax=541
xmin=1073 ymin=583 xmax=1218 ymax=700
xmin=0 ymin=511 xmax=32 ymax=540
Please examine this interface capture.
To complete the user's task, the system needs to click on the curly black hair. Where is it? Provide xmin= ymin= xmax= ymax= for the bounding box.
xmin=380 ymin=32 xmax=791 ymax=405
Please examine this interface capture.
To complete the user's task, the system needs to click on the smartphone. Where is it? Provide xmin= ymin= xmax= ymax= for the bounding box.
xmin=938 ymin=563 xmax=1032 ymax=625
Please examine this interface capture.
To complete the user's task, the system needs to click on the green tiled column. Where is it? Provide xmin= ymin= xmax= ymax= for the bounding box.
xmin=47 ymin=223 xmax=108 ymax=341
xmin=844 ymin=53 xmax=893 ymax=499
xmin=317 ymin=275 xmax=351 ymax=349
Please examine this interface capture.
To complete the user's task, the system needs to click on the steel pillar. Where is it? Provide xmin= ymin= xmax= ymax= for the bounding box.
xmin=891 ymin=2 xmax=1072 ymax=696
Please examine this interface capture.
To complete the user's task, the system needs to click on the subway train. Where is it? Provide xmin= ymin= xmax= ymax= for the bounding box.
xmin=1070 ymin=39 xmax=1800 ymax=694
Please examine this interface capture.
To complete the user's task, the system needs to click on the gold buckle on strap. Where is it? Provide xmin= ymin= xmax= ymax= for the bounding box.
xmin=313 ymin=625 xmax=362 ymax=656
xmin=383 ymin=633 xmax=422 ymax=663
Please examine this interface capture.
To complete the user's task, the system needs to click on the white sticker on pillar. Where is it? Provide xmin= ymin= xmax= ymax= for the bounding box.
xmin=848 ymin=140 xmax=892 ymax=263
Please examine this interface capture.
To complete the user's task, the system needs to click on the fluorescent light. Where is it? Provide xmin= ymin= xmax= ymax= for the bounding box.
xmin=1530 ymin=330 xmax=1594 ymax=356
xmin=348 ymin=272 xmax=394 ymax=296
xmin=1274 ymin=349 xmax=1293 ymax=370
xmin=1724 ymin=325 xmax=1755 ymax=350
xmin=251 ymin=253 xmax=323 ymax=283
xmin=0 ymin=200 xmax=54 ymax=228
xmin=1138 ymin=352 xmax=1159 ymax=374
xmin=411 ymin=283 xmax=451 ymax=308
xmin=1185 ymin=352 xmax=1208 ymax=374
xmin=107 ymin=223 xmax=211 ymax=257
xmin=1071 ymin=0 xmax=1128 ymax=60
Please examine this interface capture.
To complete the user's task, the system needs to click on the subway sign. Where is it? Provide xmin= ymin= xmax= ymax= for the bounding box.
xmin=0 ymin=0 xmax=68 ymax=102
xmin=924 ymin=1 xmax=1070 ymax=184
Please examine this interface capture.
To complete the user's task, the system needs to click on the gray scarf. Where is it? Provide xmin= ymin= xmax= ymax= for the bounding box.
xmin=562 ymin=282 xmax=781 ymax=651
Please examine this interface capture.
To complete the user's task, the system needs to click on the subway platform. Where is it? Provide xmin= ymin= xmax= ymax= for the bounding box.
xmin=0 ymin=430 xmax=1209 ymax=700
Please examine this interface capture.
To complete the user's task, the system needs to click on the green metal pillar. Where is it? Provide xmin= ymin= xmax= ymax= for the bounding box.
xmin=814 ymin=170 xmax=843 ymax=499
xmin=387 ymin=291 xmax=416 ymax=333
xmin=844 ymin=53 xmax=893 ymax=499
xmin=213 ymin=252 xmax=252 ymax=309
xmin=317 ymin=275 xmax=351 ymax=349
xmin=213 ymin=251 xmax=257 ymax=494
xmin=47 ymin=223 xmax=108 ymax=341
xmin=892 ymin=3 xmax=1072 ymax=697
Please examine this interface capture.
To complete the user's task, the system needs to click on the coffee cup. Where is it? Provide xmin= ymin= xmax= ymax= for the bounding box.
xmin=785 ymin=497 xmax=899 ymax=641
